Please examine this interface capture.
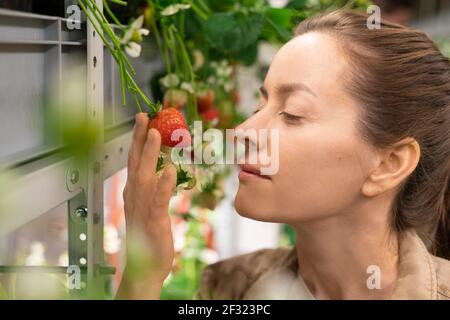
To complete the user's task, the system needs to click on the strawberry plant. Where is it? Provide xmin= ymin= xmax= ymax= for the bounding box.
xmin=77 ymin=0 xmax=372 ymax=300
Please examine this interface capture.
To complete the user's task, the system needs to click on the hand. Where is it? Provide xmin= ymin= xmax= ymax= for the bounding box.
xmin=117 ymin=113 xmax=177 ymax=299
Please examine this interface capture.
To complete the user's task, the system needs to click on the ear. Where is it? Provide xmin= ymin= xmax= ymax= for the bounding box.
xmin=361 ymin=138 xmax=421 ymax=197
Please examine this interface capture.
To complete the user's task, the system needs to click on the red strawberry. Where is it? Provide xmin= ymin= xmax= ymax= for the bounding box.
xmin=197 ymin=89 xmax=215 ymax=113
xmin=163 ymin=88 xmax=188 ymax=110
xmin=200 ymin=107 xmax=220 ymax=124
xmin=148 ymin=108 xmax=191 ymax=147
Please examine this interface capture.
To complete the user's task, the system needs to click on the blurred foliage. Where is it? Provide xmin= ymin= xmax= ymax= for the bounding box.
xmin=160 ymin=218 xmax=209 ymax=299
xmin=279 ymin=224 xmax=297 ymax=247
xmin=436 ymin=38 xmax=450 ymax=57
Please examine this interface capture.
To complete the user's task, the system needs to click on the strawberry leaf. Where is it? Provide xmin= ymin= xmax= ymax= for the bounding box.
xmin=204 ymin=12 xmax=263 ymax=54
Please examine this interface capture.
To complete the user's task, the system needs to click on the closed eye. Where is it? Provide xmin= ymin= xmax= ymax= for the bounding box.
xmin=278 ymin=111 xmax=302 ymax=122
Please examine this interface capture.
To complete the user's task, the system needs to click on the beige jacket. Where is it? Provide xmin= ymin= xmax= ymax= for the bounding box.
xmin=195 ymin=231 xmax=450 ymax=300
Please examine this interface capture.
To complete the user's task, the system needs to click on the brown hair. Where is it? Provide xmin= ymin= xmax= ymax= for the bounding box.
xmin=295 ymin=10 xmax=450 ymax=259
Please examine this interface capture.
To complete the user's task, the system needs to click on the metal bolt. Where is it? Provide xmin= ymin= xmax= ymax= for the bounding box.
xmin=70 ymin=169 xmax=79 ymax=184
xmin=75 ymin=206 xmax=88 ymax=219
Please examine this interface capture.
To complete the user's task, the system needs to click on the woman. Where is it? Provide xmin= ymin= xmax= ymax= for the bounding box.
xmin=117 ymin=10 xmax=450 ymax=300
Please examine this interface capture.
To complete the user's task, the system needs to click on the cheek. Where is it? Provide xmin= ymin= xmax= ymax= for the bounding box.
xmin=272 ymin=127 xmax=370 ymax=222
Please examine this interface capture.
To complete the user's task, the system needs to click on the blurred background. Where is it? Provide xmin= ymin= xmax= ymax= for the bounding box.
xmin=0 ymin=0 xmax=449 ymax=299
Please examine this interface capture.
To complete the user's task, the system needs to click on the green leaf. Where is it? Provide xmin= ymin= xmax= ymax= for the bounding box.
xmin=156 ymin=154 xmax=165 ymax=172
xmin=265 ymin=7 xmax=294 ymax=28
xmin=234 ymin=42 xmax=258 ymax=66
xmin=261 ymin=7 xmax=294 ymax=42
xmin=263 ymin=15 xmax=293 ymax=42
xmin=286 ymin=0 xmax=307 ymax=9
xmin=176 ymin=167 xmax=196 ymax=189
xmin=204 ymin=12 xmax=263 ymax=54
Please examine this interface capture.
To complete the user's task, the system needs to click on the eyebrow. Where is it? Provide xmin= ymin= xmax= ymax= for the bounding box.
xmin=259 ymin=82 xmax=316 ymax=100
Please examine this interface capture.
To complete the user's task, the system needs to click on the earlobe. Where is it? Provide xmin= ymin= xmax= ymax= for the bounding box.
xmin=361 ymin=181 xmax=381 ymax=197
xmin=361 ymin=138 xmax=420 ymax=197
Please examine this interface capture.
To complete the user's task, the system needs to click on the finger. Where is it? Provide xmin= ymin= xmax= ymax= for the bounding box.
xmin=152 ymin=164 xmax=176 ymax=212
xmin=128 ymin=113 xmax=149 ymax=180
xmin=137 ymin=128 xmax=162 ymax=184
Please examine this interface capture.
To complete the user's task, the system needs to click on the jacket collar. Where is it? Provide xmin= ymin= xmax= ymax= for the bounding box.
xmin=391 ymin=230 xmax=438 ymax=299
xmin=246 ymin=230 xmax=439 ymax=299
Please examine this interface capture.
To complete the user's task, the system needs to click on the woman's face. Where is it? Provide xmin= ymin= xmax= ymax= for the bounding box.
xmin=234 ymin=32 xmax=379 ymax=224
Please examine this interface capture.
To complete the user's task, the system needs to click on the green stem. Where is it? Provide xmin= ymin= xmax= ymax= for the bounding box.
xmin=125 ymin=70 xmax=157 ymax=113
xmin=188 ymin=0 xmax=208 ymax=20
xmin=118 ymin=58 xmax=127 ymax=106
xmin=103 ymin=0 xmax=125 ymax=32
xmin=108 ymin=0 xmax=127 ymax=5
xmin=117 ymin=48 xmax=136 ymax=75
xmin=78 ymin=1 xmax=114 ymax=53
xmin=84 ymin=0 xmax=135 ymax=76
xmin=174 ymin=30 xmax=195 ymax=81
xmin=133 ymin=93 xmax=143 ymax=113
xmin=150 ymin=19 xmax=164 ymax=59
xmin=197 ymin=0 xmax=211 ymax=15
xmin=161 ymin=26 xmax=172 ymax=74
xmin=86 ymin=0 xmax=122 ymax=49
xmin=179 ymin=11 xmax=185 ymax=38
xmin=80 ymin=0 xmax=134 ymax=78
xmin=166 ymin=27 xmax=182 ymax=78
xmin=79 ymin=0 xmax=158 ymax=115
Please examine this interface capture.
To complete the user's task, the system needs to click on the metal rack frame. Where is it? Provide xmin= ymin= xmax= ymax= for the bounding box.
xmin=0 ymin=3 xmax=159 ymax=298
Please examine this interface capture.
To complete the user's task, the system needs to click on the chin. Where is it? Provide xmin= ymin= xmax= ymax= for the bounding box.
xmin=234 ymin=187 xmax=277 ymax=222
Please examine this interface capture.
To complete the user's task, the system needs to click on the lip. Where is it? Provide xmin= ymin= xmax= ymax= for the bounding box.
xmin=238 ymin=164 xmax=271 ymax=181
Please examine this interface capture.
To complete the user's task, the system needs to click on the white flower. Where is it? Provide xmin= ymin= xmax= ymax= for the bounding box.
xmin=121 ymin=15 xmax=148 ymax=44
xmin=224 ymin=66 xmax=233 ymax=77
xmin=193 ymin=49 xmax=204 ymax=70
xmin=207 ymin=76 xmax=216 ymax=85
xmin=160 ymin=73 xmax=180 ymax=88
xmin=161 ymin=4 xmax=191 ymax=16
xmin=124 ymin=41 xmax=142 ymax=58
xmin=224 ymin=81 xmax=235 ymax=92
xmin=121 ymin=15 xmax=150 ymax=58
xmin=180 ymin=82 xmax=194 ymax=94
xmin=219 ymin=60 xmax=228 ymax=68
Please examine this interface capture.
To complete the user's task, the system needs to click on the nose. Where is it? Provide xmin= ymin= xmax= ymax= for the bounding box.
xmin=234 ymin=111 xmax=270 ymax=163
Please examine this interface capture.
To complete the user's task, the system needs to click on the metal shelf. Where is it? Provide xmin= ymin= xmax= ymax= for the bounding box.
xmin=0 ymin=3 xmax=162 ymax=299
